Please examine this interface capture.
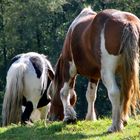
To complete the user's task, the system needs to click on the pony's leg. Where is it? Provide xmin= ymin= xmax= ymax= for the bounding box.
xmin=86 ymin=81 xmax=99 ymax=120
xmin=23 ymin=72 xmax=44 ymax=123
xmin=60 ymin=61 xmax=77 ymax=123
xmin=30 ymin=104 xmax=50 ymax=122
xmin=22 ymin=94 xmax=40 ymax=124
xmin=30 ymin=109 xmax=41 ymax=122
xmin=39 ymin=103 xmax=51 ymax=120
xmin=21 ymin=101 xmax=33 ymax=124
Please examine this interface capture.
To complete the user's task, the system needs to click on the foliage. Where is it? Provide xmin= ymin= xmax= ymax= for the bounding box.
xmin=0 ymin=116 xmax=140 ymax=140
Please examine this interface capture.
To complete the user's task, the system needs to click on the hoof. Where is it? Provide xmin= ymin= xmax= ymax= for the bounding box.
xmin=25 ymin=121 xmax=34 ymax=126
xmin=63 ymin=105 xmax=77 ymax=124
xmin=123 ymin=120 xmax=128 ymax=127
xmin=107 ymin=127 xmax=117 ymax=133
xmin=21 ymin=120 xmax=33 ymax=126
xmin=86 ymin=114 xmax=96 ymax=121
xmin=64 ymin=117 xmax=77 ymax=124
xmin=48 ymin=114 xmax=59 ymax=121
xmin=107 ymin=123 xmax=124 ymax=133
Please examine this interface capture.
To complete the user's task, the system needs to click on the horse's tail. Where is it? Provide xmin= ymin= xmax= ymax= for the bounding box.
xmin=121 ymin=23 xmax=140 ymax=121
xmin=2 ymin=63 xmax=26 ymax=126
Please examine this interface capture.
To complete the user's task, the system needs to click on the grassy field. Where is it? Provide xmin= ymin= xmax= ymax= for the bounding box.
xmin=0 ymin=116 xmax=139 ymax=140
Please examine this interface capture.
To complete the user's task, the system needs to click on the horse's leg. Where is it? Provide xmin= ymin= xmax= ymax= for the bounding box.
xmin=100 ymin=27 xmax=123 ymax=132
xmin=101 ymin=60 xmax=123 ymax=132
xmin=60 ymin=82 xmax=77 ymax=123
xmin=60 ymin=61 xmax=77 ymax=123
xmin=86 ymin=80 xmax=99 ymax=120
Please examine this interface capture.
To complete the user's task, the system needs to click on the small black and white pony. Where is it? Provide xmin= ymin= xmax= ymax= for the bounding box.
xmin=2 ymin=52 xmax=54 ymax=126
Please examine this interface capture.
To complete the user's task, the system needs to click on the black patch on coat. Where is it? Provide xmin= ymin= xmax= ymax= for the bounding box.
xmin=9 ymin=54 xmax=22 ymax=67
xmin=22 ymin=96 xmax=27 ymax=106
xmin=37 ymin=77 xmax=51 ymax=108
xmin=30 ymin=56 xmax=43 ymax=78
xmin=21 ymin=101 xmax=33 ymax=123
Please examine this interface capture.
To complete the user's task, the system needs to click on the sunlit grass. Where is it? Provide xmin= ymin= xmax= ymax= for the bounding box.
xmin=0 ymin=116 xmax=140 ymax=140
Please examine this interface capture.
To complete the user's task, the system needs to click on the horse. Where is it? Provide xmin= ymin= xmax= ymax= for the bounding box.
xmin=48 ymin=7 xmax=140 ymax=132
xmin=2 ymin=52 xmax=54 ymax=126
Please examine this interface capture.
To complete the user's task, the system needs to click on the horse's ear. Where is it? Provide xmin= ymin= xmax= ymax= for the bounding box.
xmin=48 ymin=69 xmax=54 ymax=80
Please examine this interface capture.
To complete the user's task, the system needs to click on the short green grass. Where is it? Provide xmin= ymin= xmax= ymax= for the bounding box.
xmin=0 ymin=116 xmax=140 ymax=140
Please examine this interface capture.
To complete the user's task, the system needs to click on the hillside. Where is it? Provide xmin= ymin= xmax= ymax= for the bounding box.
xmin=0 ymin=116 xmax=140 ymax=140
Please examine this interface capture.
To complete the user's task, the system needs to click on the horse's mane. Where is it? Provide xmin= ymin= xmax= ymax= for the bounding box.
xmin=79 ymin=7 xmax=97 ymax=17
xmin=54 ymin=54 xmax=63 ymax=92
xmin=73 ymin=6 xmax=96 ymax=21
xmin=69 ymin=7 xmax=97 ymax=31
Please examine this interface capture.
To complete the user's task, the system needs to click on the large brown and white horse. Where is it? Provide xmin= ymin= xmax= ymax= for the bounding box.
xmin=48 ymin=7 xmax=140 ymax=132
xmin=2 ymin=52 xmax=54 ymax=126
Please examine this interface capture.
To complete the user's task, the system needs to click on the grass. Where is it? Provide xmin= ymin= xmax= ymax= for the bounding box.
xmin=0 ymin=116 xmax=140 ymax=140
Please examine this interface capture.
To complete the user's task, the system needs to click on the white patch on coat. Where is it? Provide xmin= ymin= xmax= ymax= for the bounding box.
xmin=23 ymin=61 xmax=42 ymax=108
xmin=100 ymin=26 xmax=123 ymax=132
xmin=86 ymin=82 xmax=98 ymax=120
xmin=69 ymin=61 xmax=77 ymax=77
xmin=60 ymin=83 xmax=70 ymax=99
xmin=14 ymin=52 xmax=51 ymax=109
xmin=60 ymin=82 xmax=76 ymax=121
xmin=100 ymin=26 xmax=121 ymax=91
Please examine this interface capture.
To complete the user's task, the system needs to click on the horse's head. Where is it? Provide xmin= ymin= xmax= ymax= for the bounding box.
xmin=47 ymin=80 xmax=77 ymax=121
xmin=47 ymin=81 xmax=64 ymax=121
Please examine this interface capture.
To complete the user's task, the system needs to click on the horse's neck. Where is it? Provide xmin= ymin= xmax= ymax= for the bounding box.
xmin=54 ymin=56 xmax=64 ymax=90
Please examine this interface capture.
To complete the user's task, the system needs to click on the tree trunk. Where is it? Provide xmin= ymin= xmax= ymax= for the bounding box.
xmin=0 ymin=0 xmax=7 ymax=71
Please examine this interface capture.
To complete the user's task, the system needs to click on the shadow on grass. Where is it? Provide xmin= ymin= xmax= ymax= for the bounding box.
xmin=0 ymin=123 xmax=111 ymax=140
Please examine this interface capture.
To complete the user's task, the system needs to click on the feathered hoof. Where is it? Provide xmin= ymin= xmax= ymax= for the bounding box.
xmin=21 ymin=119 xmax=33 ymax=126
xmin=107 ymin=123 xmax=124 ymax=133
xmin=63 ymin=117 xmax=77 ymax=124
xmin=63 ymin=106 xmax=77 ymax=124
xmin=86 ymin=114 xmax=97 ymax=121
xmin=25 ymin=121 xmax=34 ymax=126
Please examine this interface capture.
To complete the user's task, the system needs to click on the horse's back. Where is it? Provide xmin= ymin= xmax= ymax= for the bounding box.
xmin=64 ymin=9 xmax=140 ymax=80
xmin=61 ymin=10 xmax=99 ymax=78
xmin=62 ymin=10 xmax=96 ymax=60
xmin=94 ymin=9 xmax=140 ymax=55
